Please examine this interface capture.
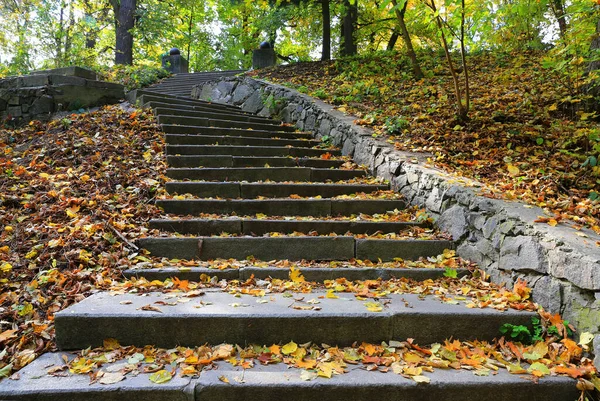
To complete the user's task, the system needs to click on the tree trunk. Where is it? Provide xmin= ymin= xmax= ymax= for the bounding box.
xmin=551 ymin=0 xmax=568 ymax=39
xmin=321 ymin=0 xmax=331 ymax=60
xmin=112 ymin=0 xmax=136 ymax=65
xmin=587 ymin=18 xmax=600 ymax=74
xmin=340 ymin=0 xmax=357 ymax=56
xmin=390 ymin=0 xmax=423 ymax=79
xmin=387 ymin=31 xmax=398 ymax=51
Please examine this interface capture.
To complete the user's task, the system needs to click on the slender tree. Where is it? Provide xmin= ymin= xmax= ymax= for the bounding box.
xmin=321 ymin=0 xmax=331 ymax=60
xmin=390 ymin=0 xmax=423 ymax=79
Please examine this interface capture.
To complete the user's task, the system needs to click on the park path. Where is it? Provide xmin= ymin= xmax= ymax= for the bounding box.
xmin=0 ymin=72 xmax=577 ymax=400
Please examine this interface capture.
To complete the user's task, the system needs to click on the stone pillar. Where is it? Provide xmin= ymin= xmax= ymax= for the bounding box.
xmin=162 ymin=48 xmax=189 ymax=74
xmin=252 ymin=49 xmax=276 ymax=69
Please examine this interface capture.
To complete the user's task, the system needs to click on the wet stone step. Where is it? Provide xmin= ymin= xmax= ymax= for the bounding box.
xmin=165 ymin=144 xmax=340 ymax=157
xmin=54 ymin=291 xmax=533 ymax=350
xmin=165 ymin=181 xmax=387 ymax=198
xmin=157 ymin=115 xmax=298 ymax=132
xmin=165 ymin=167 xmax=366 ymax=182
xmin=166 ymin=155 xmax=342 ymax=168
xmin=161 ymin=124 xmax=313 ymax=139
xmin=149 ymin=218 xmax=423 ymax=236
xmin=136 ymin=236 xmax=453 ymax=261
xmin=156 ymin=199 xmax=406 ymax=217
xmin=165 ymin=134 xmax=320 ymax=148
xmin=123 ymin=265 xmax=469 ymax=282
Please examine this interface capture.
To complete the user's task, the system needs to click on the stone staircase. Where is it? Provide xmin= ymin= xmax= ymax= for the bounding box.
xmin=0 ymin=78 xmax=579 ymax=400
xmin=146 ymin=70 xmax=245 ymax=98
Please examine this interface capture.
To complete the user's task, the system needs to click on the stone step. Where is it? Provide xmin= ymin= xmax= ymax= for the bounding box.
xmin=165 ymin=181 xmax=386 ymax=197
xmin=166 ymin=155 xmax=342 ymax=168
xmin=157 ymin=114 xmax=298 ymax=132
xmin=165 ymin=134 xmax=321 ymax=148
xmin=138 ymin=93 xmax=243 ymax=113
xmin=2 ymin=354 xmax=576 ymax=401
xmin=156 ymin=199 xmax=406 ymax=217
xmin=161 ymin=125 xmax=313 ymax=140
xmin=145 ymin=101 xmax=270 ymax=119
xmin=154 ymin=107 xmax=283 ymax=125
xmin=166 ymin=145 xmax=339 ymax=157
xmin=196 ymin=363 xmax=576 ymax=401
xmin=123 ymin=265 xmax=464 ymax=282
xmin=165 ymin=167 xmax=366 ymax=182
xmin=137 ymin=236 xmax=452 ymax=261
xmin=149 ymin=218 xmax=422 ymax=236
xmin=55 ymin=290 xmax=531 ymax=349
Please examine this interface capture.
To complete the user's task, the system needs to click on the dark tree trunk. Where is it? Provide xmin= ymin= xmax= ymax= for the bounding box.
xmin=587 ymin=18 xmax=600 ymax=74
xmin=551 ymin=0 xmax=568 ymax=39
xmin=321 ymin=0 xmax=331 ymax=60
xmin=391 ymin=0 xmax=423 ymax=79
xmin=340 ymin=0 xmax=357 ymax=56
xmin=112 ymin=0 xmax=136 ymax=65
xmin=387 ymin=31 xmax=399 ymax=51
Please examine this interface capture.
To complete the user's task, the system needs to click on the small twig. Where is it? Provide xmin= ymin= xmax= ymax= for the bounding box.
xmin=107 ymin=223 xmax=139 ymax=251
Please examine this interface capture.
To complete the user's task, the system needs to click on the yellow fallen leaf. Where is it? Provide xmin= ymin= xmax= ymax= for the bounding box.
xmin=325 ymin=289 xmax=339 ymax=299
xmin=282 ymin=341 xmax=298 ymax=355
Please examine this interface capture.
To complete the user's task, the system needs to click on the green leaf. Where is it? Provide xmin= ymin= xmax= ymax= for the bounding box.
xmin=536 ymin=137 xmax=544 ymax=145
xmin=149 ymin=369 xmax=172 ymax=384
xmin=0 ymin=363 xmax=13 ymax=378
xmin=443 ymin=268 xmax=458 ymax=278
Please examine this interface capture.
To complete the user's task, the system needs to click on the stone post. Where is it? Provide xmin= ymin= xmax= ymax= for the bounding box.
xmin=252 ymin=42 xmax=276 ymax=69
xmin=161 ymin=48 xmax=189 ymax=74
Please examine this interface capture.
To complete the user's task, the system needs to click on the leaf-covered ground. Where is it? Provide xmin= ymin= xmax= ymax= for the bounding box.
xmin=0 ymin=106 xmax=167 ymax=376
xmin=250 ymin=51 xmax=600 ymax=236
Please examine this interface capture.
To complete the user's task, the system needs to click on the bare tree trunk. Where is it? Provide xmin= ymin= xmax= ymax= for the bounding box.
xmin=340 ymin=0 xmax=357 ymax=56
xmin=387 ymin=31 xmax=398 ymax=50
xmin=550 ymin=0 xmax=568 ymax=39
xmin=427 ymin=0 xmax=468 ymax=120
xmin=391 ymin=0 xmax=423 ymax=79
xmin=321 ymin=0 xmax=331 ymax=60
xmin=112 ymin=0 xmax=136 ymax=65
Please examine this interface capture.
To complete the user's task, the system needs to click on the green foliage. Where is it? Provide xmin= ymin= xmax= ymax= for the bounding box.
xmin=443 ymin=268 xmax=458 ymax=279
xmin=98 ymin=64 xmax=170 ymax=91
xmin=500 ymin=323 xmax=533 ymax=344
xmin=384 ymin=116 xmax=409 ymax=134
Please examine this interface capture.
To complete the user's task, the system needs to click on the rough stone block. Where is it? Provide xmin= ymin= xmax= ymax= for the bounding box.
xmin=437 ymin=205 xmax=469 ymax=241
xmin=499 ymin=235 xmax=547 ymax=273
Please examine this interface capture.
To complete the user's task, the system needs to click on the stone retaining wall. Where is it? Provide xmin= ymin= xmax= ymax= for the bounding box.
xmin=193 ymin=76 xmax=600 ymax=365
xmin=0 ymin=68 xmax=124 ymax=124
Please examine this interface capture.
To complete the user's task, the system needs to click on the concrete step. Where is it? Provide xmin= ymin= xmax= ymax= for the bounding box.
xmin=136 ymin=236 xmax=452 ymax=261
xmin=197 ymin=363 xmax=576 ymax=401
xmin=1 ymin=353 xmax=577 ymax=401
xmin=0 ymin=352 xmax=194 ymax=401
xmin=161 ymin=125 xmax=313 ymax=140
xmin=164 ymin=134 xmax=321 ymax=148
xmin=145 ymin=101 xmax=271 ymax=119
xmin=165 ymin=145 xmax=340 ymax=157
xmin=138 ymin=93 xmax=243 ymax=113
xmin=123 ymin=265 xmax=465 ymax=282
xmin=154 ymin=107 xmax=283 ymax=125
xmin=149 ymin=218 xmax=423 ymax=236
xmin=165 ymin=181 xmax=384 ymax=197
xmin=156 ymin=199 xmax=405 ymax=217
xmin=166 ymin=155 xmax=342 ymax=168
xmin=157 ymin=114 xmax=298 ymax=132
xmin=165 ymin=167 xmax=366 ymax=182
xmin=55 ymin=290 xmax=531 ymax=349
